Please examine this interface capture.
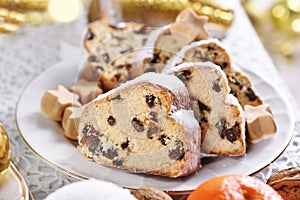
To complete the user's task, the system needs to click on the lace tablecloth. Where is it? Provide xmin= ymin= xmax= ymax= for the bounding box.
xmin=0 ymin=1 xmax=299 ymax=199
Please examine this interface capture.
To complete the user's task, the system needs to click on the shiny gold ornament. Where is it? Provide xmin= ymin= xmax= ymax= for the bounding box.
xmin=0 ymin=0 xmax=49 ymax=11
xmin=287 ymin=0 xmax=300 ymax=13
xmin=280 ymin=42 xmax=294 ymax=57
xmin=48 ymin=0 xmax=83 ymax=23
xmin=243 ymin=0 xmax=300 ymax=59
xmin=0 ymin=8 xmax=53 ymax=28
xmin=271 ymin=1 xmax=291 ymax=32
xmin=0 ymin=8 xmax=9 ymax=18
xmin=26 ymin=11 xmax=43 ymax=25
xmin=0 ymin=0 xmax=87 ymax=34
xmin=8 ymin=11 xmax=26 ymax=24
xmin=272 ymin=40 xmax=295 ymax=59
xmin=42 ymin=11 xmax=54 ymax=24
xmin=272 ymin=3 xmax=289 ymax=20
xmin=0 ymin=124 xmax=11 ymax=176
xmin=291 ymin=17 xmax=300 ymax=33
xmin=191 ymin=0 xmax=234 ymax=27
xmin=271 ymin=0 xmax=300 ymax=35
xmin=112 ymin=0 xmax=234 ymax=27
xmin=0 ymin=8 xmax=26 ymax=25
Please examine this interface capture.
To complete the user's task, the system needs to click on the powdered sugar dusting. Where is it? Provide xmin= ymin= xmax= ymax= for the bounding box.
xmin=226 ymin=93 xmax=240 ymax=106
xmin=171 ymin=110 xmax=199 ymax=131
xmin=171 ymin=109 xmax=201 ymax=171
xmin=164 ymin=38 xmax=228 ymax=73
xmin=94 ymin=72 xmax=189 ymax=110
xmin=174 ymin=61 xmax=223 ymax=72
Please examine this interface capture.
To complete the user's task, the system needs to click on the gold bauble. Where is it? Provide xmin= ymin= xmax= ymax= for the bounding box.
xmin=112 ymin=0 xmax=234 ymax=27
xmin=48 ymin=0 xmax=83 ymax=23
xmin=287 ymin=0 xmax=300 ymax=13
xmin=291 ymin=17 xmax=300 ymax=33
xmin=271 ymin=0 xmax=300 ymax=35
xmin=0 ymin=22 xmax=19 ymax=34
xmin=0 ymin=0 xmax=85 ymax=34
xmin=26 ymin=12 xmax=43 ymax=25
xmin=0 ymin=0 xmax=49 ymax=11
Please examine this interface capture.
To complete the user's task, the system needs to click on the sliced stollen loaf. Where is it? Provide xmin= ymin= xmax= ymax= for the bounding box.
xmin=165 ymin=39 xmax=263 ymax=108
xmin=84 ymin=19 xmax=147 ymax=54
xmin=164 ymin=39 xmax=277 ymax=144
xmin=78 ymin=73 xmax=201 ymax=178
xmin=81 ymin=19 xmax=132 ymax=82
xmin=168 ymin=62 xmax=246 ymax=156
xmin=84 ymin=19 xmax=119 ymax=53
xmin=82 ymin=19 xmax=152 ymax=91
xmin=133 ymin=8 xmax=209 ymax=74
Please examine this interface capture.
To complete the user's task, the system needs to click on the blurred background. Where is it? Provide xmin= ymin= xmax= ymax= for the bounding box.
xmin=0 ymin=0 xmax=299 ymax=106
xmin=243 ymin=0 xmax=300 ymax=107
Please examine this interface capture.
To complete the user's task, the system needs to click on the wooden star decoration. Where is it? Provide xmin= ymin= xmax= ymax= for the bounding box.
xmin=244 ymin=104 xmax=277 ymax=143
xmin=69 ymin=79 xmax=103 ymax=104
xmin=62 ymin=106 xmax=85 ymax=140
xmin=41 ymin=85 xmax=81 ymax=121
xmin=170 ymin=8 xmax=209 ymax=45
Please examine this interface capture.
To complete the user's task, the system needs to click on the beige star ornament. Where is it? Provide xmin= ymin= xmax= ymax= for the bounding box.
xmin=41 ymin=85 xmax=81 ymax=121
xmin=69 ymin=79 xmax=103 ymax=104
xmin=170 ymin=8 xmax=209 ymax=46
xmin=62 ymin=106 xmax=85 ymax=140
xmin=244 ymin=104 xmax=277 ymax=143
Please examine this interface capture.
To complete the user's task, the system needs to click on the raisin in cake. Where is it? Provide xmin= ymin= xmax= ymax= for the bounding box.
xmin=78 ymin=73 xmax=201 ymax=178
xmin=82 ymin=19 xmax=153 ymax=91
xmin=169 ymin=62 xmax=246 ymax=156
xmin=165 ymin=39 xmax=263 ymax=108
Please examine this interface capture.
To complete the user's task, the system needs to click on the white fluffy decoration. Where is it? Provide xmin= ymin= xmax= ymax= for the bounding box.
xmin=45 ymin=179 xmax=137 ymax=200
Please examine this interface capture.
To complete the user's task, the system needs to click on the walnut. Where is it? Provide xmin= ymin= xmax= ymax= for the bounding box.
xmin=130 ymin=186 xmax=172 ymax=200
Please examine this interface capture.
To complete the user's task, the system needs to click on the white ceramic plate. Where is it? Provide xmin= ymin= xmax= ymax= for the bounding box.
xmin=0 ymin=163 xmax=30 ymax=200
xmin=16 ymin=55 xmax=295 ymax=193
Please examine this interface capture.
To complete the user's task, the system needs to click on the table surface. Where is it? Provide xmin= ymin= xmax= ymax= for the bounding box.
xmin=0 ymin=1 xmax=300 ymax=199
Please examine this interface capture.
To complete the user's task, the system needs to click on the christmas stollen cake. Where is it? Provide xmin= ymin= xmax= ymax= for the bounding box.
xmin=84 ymin=19 xmax=148 ymax=54
xmin=164 ymin=39 xmax=277 ymax=143
xmin=78 ymin=73 xmax=201 ymax=177
xmin=82 ymin=19 xmax=152 ymax=91
xmin=169 ymin=62 xmax=246 ymax=156
xmin=133 ymin=8 xmax=209 ymax=74
xmin=165 ymin=39 xmax=263 ymax=108
xmin=82 ymin=8 xmax=209 ymax=90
